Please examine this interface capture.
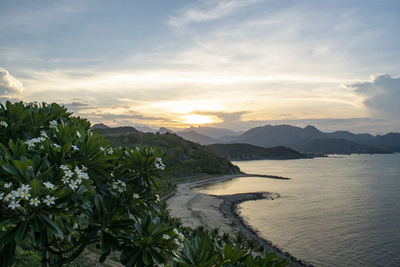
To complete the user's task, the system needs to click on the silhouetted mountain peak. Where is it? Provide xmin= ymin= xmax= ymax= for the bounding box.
xmin=91 ymin=123 xmax=109 ymax=129
xmin=157 ymin=127 xmax=174 ymax=134
xmin=177 ymin=130 xmax=218 ymax=145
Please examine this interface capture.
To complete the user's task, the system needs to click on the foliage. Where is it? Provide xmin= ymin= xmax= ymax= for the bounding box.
xmin=13 ymin=250 xmax=41 ymax=267
xmin=95 ymin=128 xmax=241 ymax=178
xmin=0 ymin=101 xmax=178 ymax=266
xmin=173 ymin=232 xmax=288 ymax=267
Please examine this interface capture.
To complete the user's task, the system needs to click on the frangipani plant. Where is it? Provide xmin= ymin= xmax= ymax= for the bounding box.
xmin=0 ymin=101 xmax=178 ymax=266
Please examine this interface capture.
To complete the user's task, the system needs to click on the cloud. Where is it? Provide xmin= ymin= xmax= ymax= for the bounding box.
xmin=0 ymin=67 xmax=24 ymax=96
xmin=349 ymin=74 xmax=400 ymax=120
xmin=168 ymin=0 xmax=259 ymax=28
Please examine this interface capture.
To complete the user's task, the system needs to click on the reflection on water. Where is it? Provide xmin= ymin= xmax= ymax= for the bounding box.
xmin=199 ymin=154 xmax=400 ymax=267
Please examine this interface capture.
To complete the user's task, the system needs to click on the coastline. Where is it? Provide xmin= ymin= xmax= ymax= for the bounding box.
xmin=166 ymin=174 xmax=313 ymax=267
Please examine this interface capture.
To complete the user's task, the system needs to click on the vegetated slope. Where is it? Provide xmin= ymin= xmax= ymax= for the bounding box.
xmin=207 ymin=143 xmax=308 ymax=160
xmin=94 ymin=126 xmax=140 ymax=135
xmin=95 ymin=128 xmax=240 ymax=178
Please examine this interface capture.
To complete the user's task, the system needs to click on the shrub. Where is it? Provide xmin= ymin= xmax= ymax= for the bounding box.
xmin=0 ymin=101 xmax=177 ymax=266
xmin=13 ymin=251 xmax=41 ymax=267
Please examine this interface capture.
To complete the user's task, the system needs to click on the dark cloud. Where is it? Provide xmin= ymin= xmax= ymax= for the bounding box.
xmin=67 ymin=101 xmax=90 ymax=107
xmin=349 ymin=74 xmax=400 ymax=120
xmin=0 ymin=67 xmax=24 ymax=96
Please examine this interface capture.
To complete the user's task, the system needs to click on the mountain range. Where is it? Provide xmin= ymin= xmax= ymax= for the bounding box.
xmin=174 ymin=125 xmax=399 ymax=154
xmin=92 ymin=123 xmax=400 ymax=154
xmin=231 ymin=125 xmax=399 ymax=153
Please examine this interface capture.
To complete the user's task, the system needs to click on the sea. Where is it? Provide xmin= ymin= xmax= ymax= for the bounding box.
xmin=199 ymin=154 xmax=400 ymax=267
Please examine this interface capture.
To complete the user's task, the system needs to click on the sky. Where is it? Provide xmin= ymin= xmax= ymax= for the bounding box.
xmin=1 ymin=0 xmax=400 ymax=134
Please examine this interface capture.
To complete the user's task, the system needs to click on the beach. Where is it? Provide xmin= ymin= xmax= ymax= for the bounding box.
xmin=167 ymin=174 xmax=312 ymax=267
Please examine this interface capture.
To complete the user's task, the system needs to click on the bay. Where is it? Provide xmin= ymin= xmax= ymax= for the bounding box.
xmin=199 ymin=154 xmax=400 ymax=267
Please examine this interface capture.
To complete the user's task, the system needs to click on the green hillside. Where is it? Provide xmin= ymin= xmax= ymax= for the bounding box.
xmin=95 ymin=127 xmax=241 ymax=178
xmin=207 ymin=143 xmax=308 ymax=160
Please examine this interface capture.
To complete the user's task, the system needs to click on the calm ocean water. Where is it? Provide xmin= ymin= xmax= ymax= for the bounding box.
xmin=199 ymin=154 xmax=400 ymax=267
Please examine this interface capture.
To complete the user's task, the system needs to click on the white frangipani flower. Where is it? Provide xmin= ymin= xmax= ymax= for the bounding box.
xmin=61 ymin=176 xmax=70 ymax=184
xmin=40 ymin=131 xmax=49 ymax=138
xmin=76 ymin=131 xmax=81 ymax=138
xmin=0 ymin=192 xmax=4 ymax=200
xmin=71 ymin=145 xmax=79 ymax=151
xmin=11 ymin=190 xmax=19 ymax=199
xmin=178 ymin=233 xmax=185 ymax=241
xmin=0 ymin=121 xmax=8 ymax=127
xmin=60 ymin=164 xmax=69 ymax=170
xmin=155 ymin=157 xmax=165 ymax=170
xmin=21 ymin=191 xmax=31 ymax=200
xmin=49 ymin=120 xmax=58 ymax=128
xmin=64 ymin=170 xmax=73 ymax=178
xmin=43 ymin=195 xmax=55 ymax=206
xmin=112 ymin=180 xmax=127 ymax=193
xmin=43 ymin=182 xmax=55 ymax=189
xmin=30 ymin=197 xmax=40 ymax=207
xmin=20 ymin=184 xmax=31 ymax=193
xmin=53 ymin=143 xmax=61 ymax=148
xmin=25 ymin=137 xmax=46 ymax=149
xmin=4 ymin=182 xmax=12 ymax=188
xmin=5 ymin=193 xmax=14 ymax=202
xmin=8 ymin=200 xmax=21 ymax=209
xmin=25 ymin=139 xmax=36 ymax=148
xmin=162 ymin=234 xmax=171 ymax=240
xmin=132 ymin=193 xmax=140 ymax=199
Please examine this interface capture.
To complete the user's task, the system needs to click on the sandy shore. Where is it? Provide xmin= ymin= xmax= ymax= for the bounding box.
xmin=166 ymin=174 xmax=313 ymax=267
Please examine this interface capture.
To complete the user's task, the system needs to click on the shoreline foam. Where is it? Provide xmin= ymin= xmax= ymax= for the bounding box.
xmin=166 ymin=174 xmax=313 ymax=267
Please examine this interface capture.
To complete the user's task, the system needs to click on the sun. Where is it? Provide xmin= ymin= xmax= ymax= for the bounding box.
xmin=182 ymin=114 xmax=216 ymax=125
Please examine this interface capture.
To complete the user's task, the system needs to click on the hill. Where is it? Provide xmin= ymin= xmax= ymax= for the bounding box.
xmin=93 ymin=126 xmax=140 ymax=135
xmin=207 ymin=143 xmax=309 ymax=160
xmin=94 ymin=127 xmax=240 ymax=178
xmin=179 ymin=126 xmax=242 ymax=139
xmin=235 ymin=125 xmax=326 ymax=147
xmin=177 ymin=130 xmax=219 ymax=145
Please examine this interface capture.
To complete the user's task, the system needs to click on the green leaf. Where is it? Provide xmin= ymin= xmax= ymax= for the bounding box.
xmin=1 ymin=163 xmax=19 ymax=176
xmin=30 ymin=179 xmax=41 ymax=195
xmin=0 ymin=241 xmax=16 ymax=267
xmin=41 ymin=215 xmax=64 ymax=239
xmin=14 ymin=221 xmax=28 ymax=243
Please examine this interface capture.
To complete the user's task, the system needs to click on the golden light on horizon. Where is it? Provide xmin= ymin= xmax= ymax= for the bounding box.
xmin=181 ymin=114 xmax=220 ymax=125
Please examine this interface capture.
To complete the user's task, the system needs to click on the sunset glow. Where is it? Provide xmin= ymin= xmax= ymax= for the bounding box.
xmin=0 ymin=1 xmax=399 ymax=133
xmin=181 ymin=114 xmax=220 ymax=125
